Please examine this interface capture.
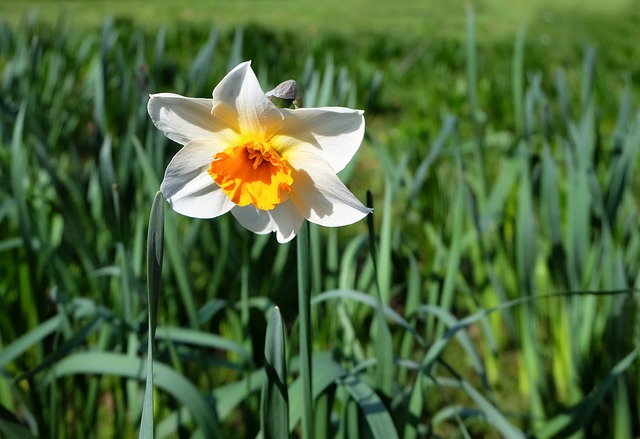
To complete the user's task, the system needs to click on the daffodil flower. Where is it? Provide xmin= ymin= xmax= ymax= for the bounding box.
xmin=148 ymin=61 xmax=371 ymax=243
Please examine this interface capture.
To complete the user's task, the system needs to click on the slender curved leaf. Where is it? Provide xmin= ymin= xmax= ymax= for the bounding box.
xmin=139 ymin=191 xmax=164 ymax=439
xmin=47 ymin=352 xmax=221 ymax=438
xmin=261 ymin=306 xmax=289 ymax=439
xmin=338 ymin=374 xmax=398 ymax=439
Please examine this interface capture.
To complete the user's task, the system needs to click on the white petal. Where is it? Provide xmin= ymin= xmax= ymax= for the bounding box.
xmin=231 ymin=202 xmax=303 ymax=243
xmin=272 ymin=107 xmax=365 ymax=173
xmin=211 ymin=61 xmax=283 ymax=141
xmin=268 ymin=201 xmax=304 ymax=243
xmin=148 ymin=93 xmax=238 ymax=146
xmin=288 ymin=152 xmax=372 ymax=227
xmin=160 ymin=140 xmax=235 ymax=218
xmin=230 ymin=205 xmax=276 ymax=235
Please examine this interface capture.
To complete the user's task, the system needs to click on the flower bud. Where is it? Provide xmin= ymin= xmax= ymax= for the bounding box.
xmin=266 ymin=79 xmax=302 ymax=109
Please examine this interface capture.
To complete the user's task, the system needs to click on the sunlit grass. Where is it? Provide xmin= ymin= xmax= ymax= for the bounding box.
xmin=2 ymin=0 xmax=637 ymax=42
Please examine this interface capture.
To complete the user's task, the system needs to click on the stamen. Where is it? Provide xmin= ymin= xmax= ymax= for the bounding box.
xmin=247 ymin=147 xmax=264 ymax=169
xmin=208 ymin=140 xmax=293 ymax=210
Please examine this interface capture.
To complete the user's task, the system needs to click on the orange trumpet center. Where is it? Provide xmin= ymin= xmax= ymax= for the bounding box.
xmin=208 ymin=140 xmax=293 ymax=210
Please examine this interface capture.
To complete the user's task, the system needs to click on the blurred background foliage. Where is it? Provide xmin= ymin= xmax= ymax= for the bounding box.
xmin=1 ymin=0 xmax=640 ymax=438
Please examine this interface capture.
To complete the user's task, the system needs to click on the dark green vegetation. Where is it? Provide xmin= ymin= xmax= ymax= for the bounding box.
xmin=1 ymin=1 xmax=640 ymax=438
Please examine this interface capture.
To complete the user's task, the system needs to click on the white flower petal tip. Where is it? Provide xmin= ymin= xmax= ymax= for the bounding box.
xmin=288 ymin=152 xmax=372 ymax=228
xmin=149 ymin=61 xmax=369 ymax=242
xmin=231 ymin=202 xmax=303 ymax=243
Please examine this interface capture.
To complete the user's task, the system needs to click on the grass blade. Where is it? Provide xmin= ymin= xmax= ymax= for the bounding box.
xmin=48 ymin=352 xmax=222 ymax=438
xmin=435 ymin=376 xmax=525 ymax=439
xmin=296 ymin=221 xmax=314 ymax=438
xmin=338 ymin=374 xmax=398 ymax=439
xmin=536 ymin=347 xmax=639 ymax=438
xmin=154 ymin=326 xmax=250 ymax=360
xmin=139 ymin=191 xmax=164 ymax=439
xmin=261 ymin=306 xmax=289 ymax=439
xmin=312 ymin=289 xmax=425 ymax=347
xmin=366 ymin=191 xmax=395 ymax=397
xmin=0 ymin=316 xmax=60 ymax=369
xmin=15 ymin=313 xmax=107 ymax=382
xmin=288 ymin=354 xmax=346 ymax=433
xmin=604 ymin=110 xmax=640 ymax=224
xmin=513 ymin=26 xmax=526 ymax=137
xmin=466 ymin=5 xmax=486 ymax=197
xmin=0 ymin=405 xmax=36 ymax=439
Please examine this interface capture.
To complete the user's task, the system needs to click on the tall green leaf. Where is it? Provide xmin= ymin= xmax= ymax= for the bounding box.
xmin=139 ymin=191 xmax=164 ymax=439
xmin=261 ymin=306 xmax=289 ymax=439
xmin=296 ymin=221 xmax=314 ymax=439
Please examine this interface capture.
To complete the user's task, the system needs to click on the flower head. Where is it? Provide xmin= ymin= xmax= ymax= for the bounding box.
xmin=148 ymin=61 xmax=371 ymax=243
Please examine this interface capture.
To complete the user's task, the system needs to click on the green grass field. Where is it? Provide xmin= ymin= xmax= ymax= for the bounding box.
xmin=1 ymin=1 xmax=640 ymax=438
xmin=2 ymin=0 xmax=637 ymax=40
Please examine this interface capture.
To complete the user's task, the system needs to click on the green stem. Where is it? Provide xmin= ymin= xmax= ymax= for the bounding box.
xmin=297 ymin=221 xmax=314 ymax=439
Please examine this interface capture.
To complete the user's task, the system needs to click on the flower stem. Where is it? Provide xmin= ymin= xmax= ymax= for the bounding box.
xmin=297 ymin=220 xmax=314 ymax=439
